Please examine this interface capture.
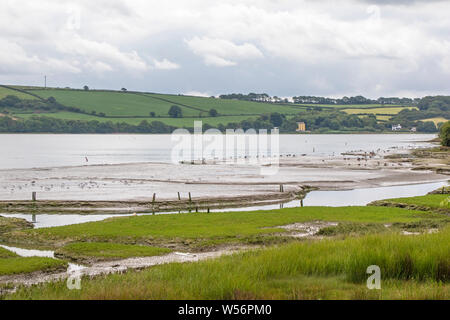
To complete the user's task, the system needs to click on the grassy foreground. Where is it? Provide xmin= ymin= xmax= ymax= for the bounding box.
xmin=5 ymin=228 xmax=449 ymax=300
xmin=5 ymin=206 xmax=446 ymax=249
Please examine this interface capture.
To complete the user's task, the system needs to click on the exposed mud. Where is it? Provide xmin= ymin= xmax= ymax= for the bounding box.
xmin=272 ymin=221 xmax=339 ymax=238
xmin=0 ymin=248 xmax=244 ymax=292
xmin=0 ymin=187 xmax=311 ymax=214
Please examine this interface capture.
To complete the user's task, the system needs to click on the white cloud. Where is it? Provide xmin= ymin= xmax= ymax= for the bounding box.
xmin=184 ymin=91 xmax=211 ymax=97
xmin=0 ymin=0 xmax=449 ymax=96
xmin=185 ymin=37 xmax=263 ymax=67
xmin=152 ymin=58 xmax=180 ymax=70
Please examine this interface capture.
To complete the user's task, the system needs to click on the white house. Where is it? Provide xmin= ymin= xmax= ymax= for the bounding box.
xmin=392 ymin=124 xmax=402 ymax=131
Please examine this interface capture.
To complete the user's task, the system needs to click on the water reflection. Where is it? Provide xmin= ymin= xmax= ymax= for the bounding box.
xmin=1 ymin=181 xmax=447 ymax=229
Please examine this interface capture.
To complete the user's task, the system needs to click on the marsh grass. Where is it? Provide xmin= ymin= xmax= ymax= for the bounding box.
xmin=0 ymin=246 xmax=18 ymax=259
xmin=0 ymin=257 xmax=67 ymax=276
xmin=55 ymin=242 xmax=172 ymax=262
xmin=6 ymin=227 xmax=449 ymax=300
xmin=384 ymin=194 xmax=449 ymax=210
xmin=11 ymin=206 xmax=445 ymax=248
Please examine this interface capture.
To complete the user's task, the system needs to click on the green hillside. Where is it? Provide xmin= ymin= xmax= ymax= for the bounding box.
xmin=16 ymin=112 xmax=258 ymax=127
xmin=146 ymin=93 xmax=303 ymax=115
xmin=1 ymin=85 xmax=439 ymax=133
xmin=30 ymin=89 xmax=202 ymax=117
xmin=0 ymin=86 xmax=37 ymax=100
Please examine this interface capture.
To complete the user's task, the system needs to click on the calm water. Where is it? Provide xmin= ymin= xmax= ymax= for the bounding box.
xmin=2 ymin=181 xmax=447 ymax=229
xmin=0 ymin=133 xmax=444 ymax=228
xmin=0 ymin=134 xmax=436 ymax=169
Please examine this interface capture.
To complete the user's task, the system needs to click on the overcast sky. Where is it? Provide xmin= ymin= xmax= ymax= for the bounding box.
xmin=1 ymin=0 xmax=449 ymax=98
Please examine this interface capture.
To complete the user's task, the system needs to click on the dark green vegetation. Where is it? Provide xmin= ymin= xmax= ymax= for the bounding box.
xmin=55 ymin=242 xmax=172 ymax=263
xmin=440 ymin=121 xmax=450 ymax=146
xmin=0 ymin=85 xmax=447 ymax=133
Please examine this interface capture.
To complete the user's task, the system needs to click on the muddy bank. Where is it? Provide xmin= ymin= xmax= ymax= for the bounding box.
xmin=0 ymin=144 xmax=448 ymax=214
xmin=0 ymin=187 xmax=310 ymax=214
xmin=0 ymin=248 xmax=242 ymax=292
xmin=0 ymin=216 xmax=33 ymax=234
xmin=368 ymin=200 xmax=450 ymax=215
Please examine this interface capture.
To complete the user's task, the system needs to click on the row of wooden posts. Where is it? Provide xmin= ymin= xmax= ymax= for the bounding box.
xmin=31 ymin=184 xmax=288 ymax=203
xmin=30 ymin=184 xmax=296 ymax=211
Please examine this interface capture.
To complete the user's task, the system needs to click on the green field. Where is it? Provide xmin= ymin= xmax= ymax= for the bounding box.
xmin=30 ymin=90 xmax=202 ymax=117
xmin=0 ymin=86 xmax=37 ymax=100
xmin=147 ymin=93 xmax=303 ymax=115
xmin=15 ymin=112 xmax=258 ymax=127
xmin=343 ymin=107 xmax=417 ymax=115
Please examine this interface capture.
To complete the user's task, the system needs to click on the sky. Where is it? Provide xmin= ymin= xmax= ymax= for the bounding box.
xmin=1 ymin=0 xmax=449 ymax=98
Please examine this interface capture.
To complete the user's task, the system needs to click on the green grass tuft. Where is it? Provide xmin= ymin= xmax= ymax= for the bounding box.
xmin=55 ymin=242 xmax=172 ymax=262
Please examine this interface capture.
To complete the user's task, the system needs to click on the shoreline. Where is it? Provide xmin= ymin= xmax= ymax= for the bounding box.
xmin=0 ymin=146 xmax=448 ymax=214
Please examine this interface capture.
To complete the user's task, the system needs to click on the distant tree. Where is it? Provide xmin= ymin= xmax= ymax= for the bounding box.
xmin=150 ymin=112 xmax=156 ymax=117
xmin=47 ymin=97 xmax=56 ymax=104
xmin=168 ymin=105 xmax=183 ymax=118
xmin=269 ymin=112 xmax=284 ymax=127
xmin=83 ymin=86 xmax=89 ymax=91
xmin=440 ymin=121 xmax=450 ymax=146
xmin=121 ymin=88 xmax=127 ymax=92
xmin=417 ymin=121 xmax=437 ymax=133
xmin=209 ymin=109 xmax=218 ymax=117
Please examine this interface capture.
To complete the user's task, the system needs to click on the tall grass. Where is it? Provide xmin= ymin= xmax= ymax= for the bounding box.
xmin=7 ymin=227 xmax=449 ymax=300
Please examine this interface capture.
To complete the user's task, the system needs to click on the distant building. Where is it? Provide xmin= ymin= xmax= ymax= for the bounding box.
xmin=296 ymin=122 xmax=306 ymax=132
xmin=392 ymin=124 xmax=402 ymax=131
xmin=410 ymin=127 xmax=417 ymax=132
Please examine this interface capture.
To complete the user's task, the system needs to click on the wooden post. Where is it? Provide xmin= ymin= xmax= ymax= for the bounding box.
xmin=32 ymin=192 xmax=37 ymax=201
xmin=189 ymin=192 xmax=192 ymax=202
xmin=279 ymin=184 xmax=284 ymax=192
xmin=152 ymin=193 xmax=156 ymax=203
xmin=301 ymin=199 xmax=304 ymax=207
xmin=178 ymin=192 xmax=181 ymax=200
xmin=195 ymin=207 xmax=198 ymax=213
xmin=207 ymin=208 xmax=210 ymax=213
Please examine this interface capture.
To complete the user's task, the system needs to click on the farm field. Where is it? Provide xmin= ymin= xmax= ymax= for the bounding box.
xmin=14 ymin=112 xmax=258 ymax=127
xmin=291 ymin=103 xmax=405 ymax=109
xmin=342 ymin=107 xmax=417 ymax=115
xmin=0 ymin=86 xmax=37 ymax=100
xmin=420 ymin=117 xmax=449 ymax=126
xmin=146 ymin=93 xmax=304 ymax=115
xmin=29 ymin=89 xmax=201 ymax=117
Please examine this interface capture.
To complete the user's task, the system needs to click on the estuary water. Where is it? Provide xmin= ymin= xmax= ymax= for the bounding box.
xmin=0 ymin=134 xmax=437 ymax=170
